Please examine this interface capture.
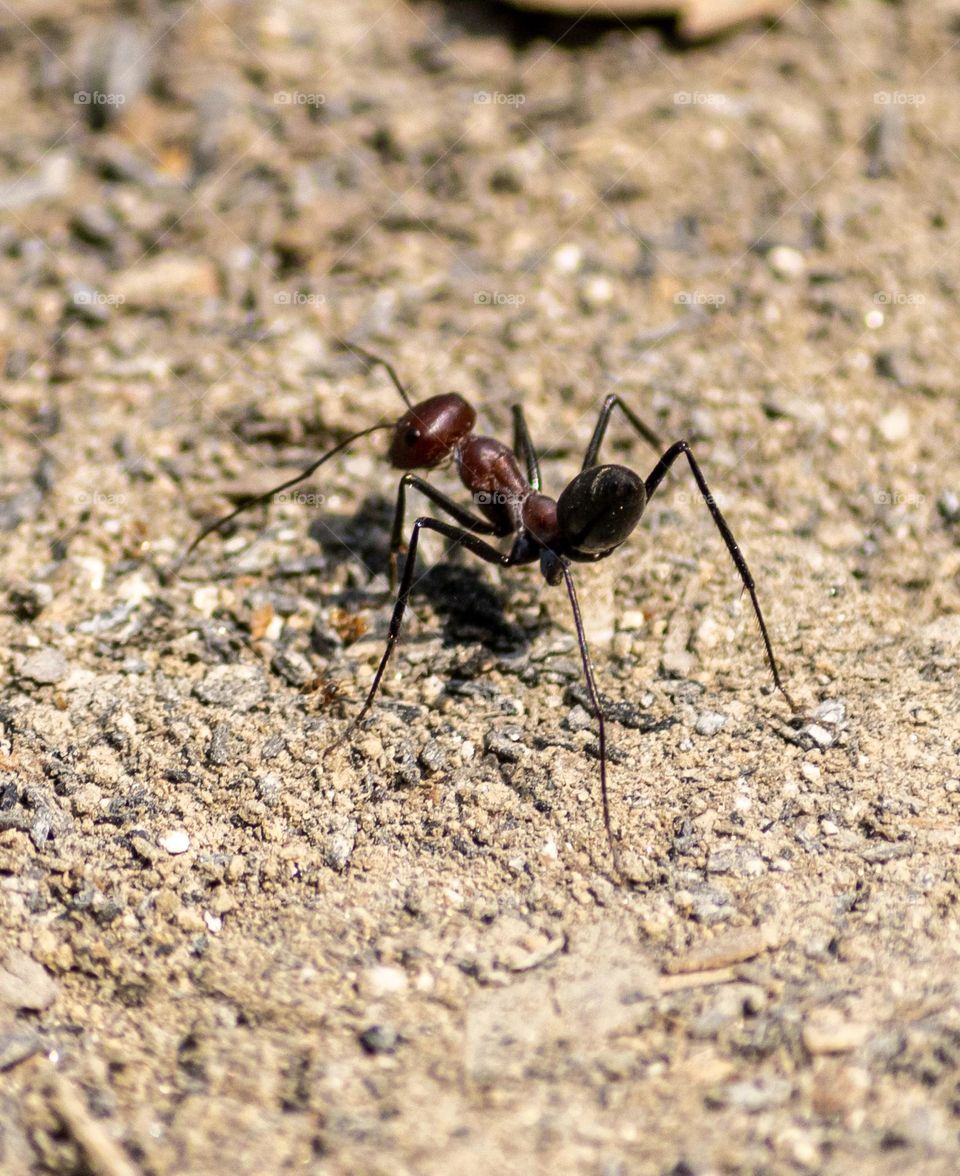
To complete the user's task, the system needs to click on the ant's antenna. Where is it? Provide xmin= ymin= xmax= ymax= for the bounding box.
xmin=172 ymin=421 xmax=393 ymax=575
xmin=335 ymin=340 xmax=415 ymax=409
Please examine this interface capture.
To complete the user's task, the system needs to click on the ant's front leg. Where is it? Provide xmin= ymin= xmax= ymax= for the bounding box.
xmin=645 ymin=441 xmax=798 ymax=712
xmin=511 ymin=405 xmax=541 ymax=491
xmin=388 ymin=474 xmax=506 ymax=590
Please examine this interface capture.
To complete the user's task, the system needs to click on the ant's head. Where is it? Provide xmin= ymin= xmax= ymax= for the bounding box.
xmin=389 ymin=394 xmax=476 ymax=470
xmin=557 ymin=464 xmax=646 ymax=556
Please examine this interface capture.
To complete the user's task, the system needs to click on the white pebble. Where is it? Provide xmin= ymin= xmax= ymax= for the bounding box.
xmin=878 ymin=407 xmax=911 ymax=444
xmin=552 ymin=243 xmax=582 ymax=274
xmin=768 ymin=245 xmax=806 ymax=280
xmin=204 ymin=911 xmax=223 ymax=933
xmin=361 ymin=965 xmax=408 ymax=998
xmin=812 ymin=698 xmax=846 ymax=724
xmin=192 ymin=585 xmax=220 ymax=616
xmin=582 ymin=276 xmax=613 ymax=307
xmin=160 ymin=830 xmax=190 ymax=855
xmin=695 ymin=711 xmax=727 ymax=737
xmin=76 ymin=556 xmax=106 ymax=592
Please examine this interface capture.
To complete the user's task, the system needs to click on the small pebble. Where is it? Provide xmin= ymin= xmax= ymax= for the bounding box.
xmin=712 ymin=1075 xmax=792 ymax=1112
xmin=695 ymin=710 xmax=727 ymax=737
xmin=812 ymin=1062 xmax=871 ymax=1119
xmin=552 ymin=243 xmax=582 ymax=274
xmin=360 ymin=966 xmax=408 ymax=998
xmin=113 ymin=255 xmax=218 ymax=308
xmin=484 ymin=728 xmax=524 ymax=763
xmin=564 ymin=705 xmax=592 ymax=733
xmin=802 ymin=1012 xmax=870 ymax=1055
xmin=937 ymin=490 xmax=960 ymax=525
xmin=0 ymin=951 xmax=59 ymax=1011
xmin=812 ymin=698 xmax=845 ymax=725
xmin=194 ymin=664 xmax=266 ymax=712
xmin=418 ymin=740 xmax=446 ymax=775
xmin=256 ymin=774 xmax=281 ymax=805
xmin=359 ymin=1024 xmax=398 ymax=1055
xmin=768 ymin=245 xmax=806 ymax=279
xmin=878 ymin=406 xmax=911 ymax=444
xmin=207 ymin=722 xmax=232 ymax=767
xmin=540 ymin=837 xmax=558 ymax=861
xmin=661 ymin=649 xmax=696 ymax=678
xmin=581 ymin=275 xmax=614 ymax=308
xmin=67 ymin=281 xmax=110 ymax=324
xmin=71 ymin=204 xmax=119 ymax=247
xmin=19 ymin=647 xmax=68 ymax=685
xmin=271 ymin=648 xmax=313 ymax=687
xmin=192 ymin=586 xmax=220 ymax=616
xmin=666 ymin=925 xmax=772 ymax=974
xmin=159 ymin=830 xmax=191 ymax=855
xmin=861 ymin=841 xmax=912 ymax=864
xmin=324 ymin=818 xmax=357 ymax=871
xmin=7 ymin=582 xmax=53 ymax=620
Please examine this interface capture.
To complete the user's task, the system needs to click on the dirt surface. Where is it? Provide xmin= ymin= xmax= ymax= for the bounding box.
xmin=2 ymin=1 xmax=960 ymax=1173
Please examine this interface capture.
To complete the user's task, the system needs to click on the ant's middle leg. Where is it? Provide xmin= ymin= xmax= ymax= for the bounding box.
xmin=581 ymin=393 xmax=664 ymax=470
xmin=329 ymin=517 xmax=517 ymax=748
xmin=389 ymin=474 xmax=507 ymax=590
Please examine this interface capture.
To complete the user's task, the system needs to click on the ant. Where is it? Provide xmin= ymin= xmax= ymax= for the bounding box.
xmin=180 ymin=343 xmax=798 ymax=878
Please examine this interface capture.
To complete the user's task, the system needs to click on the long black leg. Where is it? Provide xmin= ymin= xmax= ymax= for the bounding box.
xmin=388 ymin=474 xmax=506 ymax=590
xmin=559 ymin=562 xmax=622 ymax=880
xmin=511 ymin=405 xmax=541 ymax=491
xmin=581 ymin=393 xmax=663 ymax=470
xmin=174 ymin=421 xmax=392 ymax=574
xmin=337 ymin=340 xmax=414 ymax=409
xmin=326 ymin=518 xmax=515 ymax=750
xmin=645 ymin=441 xmax=797 ymax=712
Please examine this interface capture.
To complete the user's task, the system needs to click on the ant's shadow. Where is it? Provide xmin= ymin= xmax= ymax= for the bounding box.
xmin=310 ymin=493 xmax=531 ymax=655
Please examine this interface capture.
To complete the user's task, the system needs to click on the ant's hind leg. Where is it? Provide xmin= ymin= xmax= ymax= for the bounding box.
xmin=388 ymin=474 xmax=505 ymax=590
xmin=644 ymin=441 xmax=798 ymax=712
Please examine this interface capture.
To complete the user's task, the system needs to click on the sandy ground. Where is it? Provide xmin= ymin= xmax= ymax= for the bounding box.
xmin=2 ymin=1 xmax=960 ymax=1173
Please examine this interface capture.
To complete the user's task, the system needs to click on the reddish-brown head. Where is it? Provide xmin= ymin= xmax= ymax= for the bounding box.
xmin=388 ymin=394 xmax=476 ymax=470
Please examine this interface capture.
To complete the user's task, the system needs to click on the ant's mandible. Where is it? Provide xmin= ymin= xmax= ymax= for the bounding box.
xmin=180 ymin=343 xmax=798 ymax=879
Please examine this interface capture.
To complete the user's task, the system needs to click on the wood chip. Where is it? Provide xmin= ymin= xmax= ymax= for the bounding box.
xmin=659 ymin=966 xmax=738 ymax=993
xmin=39 ymin=1061 xmax=140 ymax=1176
xmin=665 ymin=925 xmax=774 ymax=975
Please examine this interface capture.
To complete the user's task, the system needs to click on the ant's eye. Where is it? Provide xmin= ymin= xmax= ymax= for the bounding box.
xmin=404 ymin=426 xmax=420 ymax=447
